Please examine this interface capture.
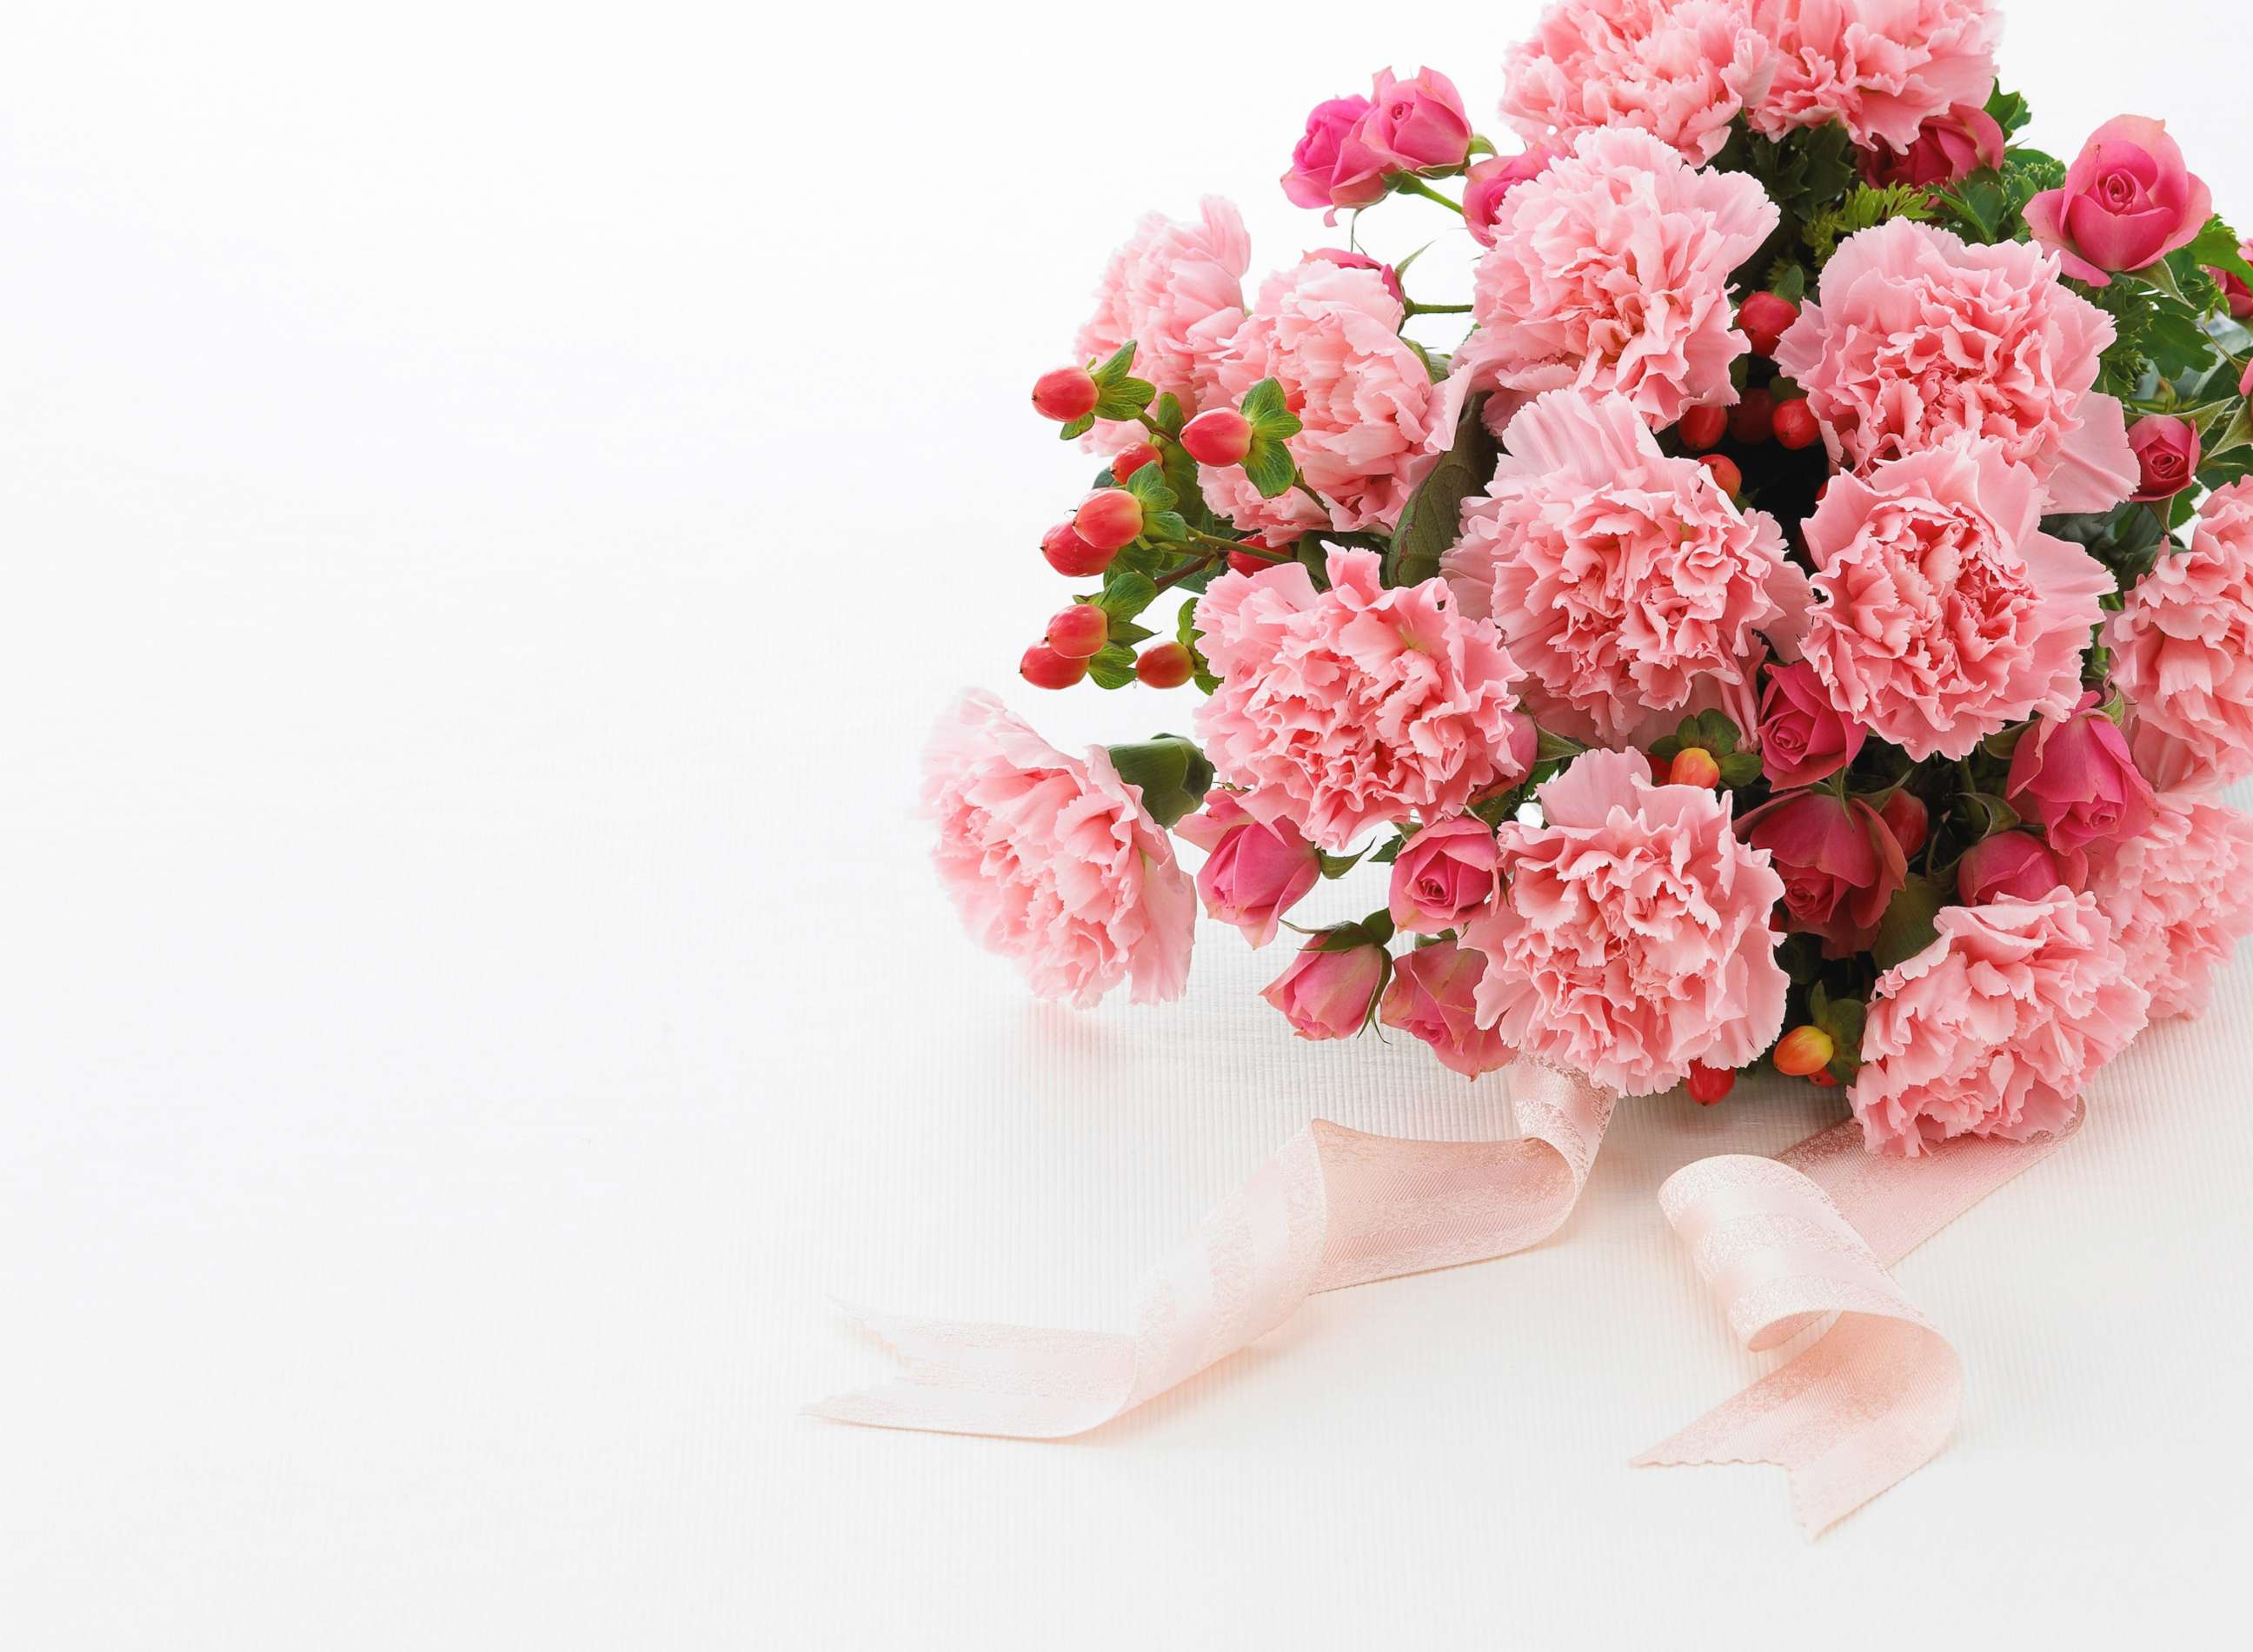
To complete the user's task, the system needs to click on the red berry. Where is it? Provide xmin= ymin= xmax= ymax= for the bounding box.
xmin=1773 ymin=398 xmax=1822 ymax=450
xmin=1738 ymin=291 xmax=1799 ymax=355
xmin=1045 ymin=605 xmax=1109 ymax=660
xmin=1808 ymin=1070 xmax=1840 ymax=1089
xmin=1020 ymin=643 xmax=1088 ymax=690
xmin=1041 ymin=521 xmax=1115 ymax=578
xmin=1773 ymin=1025 xmax=1836 ymax=1078
xmin=1135 ymin=643 xmax=1195 ymax=689
xmin=1644 ymin=750 xmax=1669 ymax=784
xmin=1697 ymin=453 xmax=1743 ymax=496
xmin=1678 ymin=404 xmax=1729 ymax=451
xmin=1669 ymin=746 xmax=1722 ymax=789
xmin=1073 ymin=489 xmax=1145 ymax=552
xmin=1031 ymin=367 xmax=1100 ymax=423
xmin=1228 ymin=537 xmax=1291 ymax=576
xmin=1685 ymin=1063 xmax=1736 ymax=1106
xmin=1878 ymin=791 xmax=1930 ymax=859
xmin=1731 ymin=388 xmax=1775 ymax=446
xmin=1181 ymin=408 xmax=1253 ymax=467
xmin=1111 ymin=441 xmax=1160 ymax=481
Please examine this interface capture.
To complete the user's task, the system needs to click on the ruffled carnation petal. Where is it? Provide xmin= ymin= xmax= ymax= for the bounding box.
xmin=1748 ymin=0 xmax=2001 ymax=150
xmin=2105 ymin=480 xmax=2253 ymax=793
xmin=2084 ymin=793 xmax=2253 ymax=1020
xmin=1073 ymin=199 xmax=1251 ymax=455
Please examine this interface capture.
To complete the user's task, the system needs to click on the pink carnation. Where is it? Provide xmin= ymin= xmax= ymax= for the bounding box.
xmin=2105 ymin=480 xmax=2253 ymax=793
xmin=2084 ymin=793 xmax=2253 ymax=1020
xmin=1851 ymin=891 xmax=2150 ymax=1158
xmin=1198 ymin=259 xmax=1459 ymax=539
xmin=1501 ymin=0 xmax=1777 ymax=166
xmin=1073 ymin=199 xmax=1251 ymax=452
xmin=1441 ymin=389 xmax=1806 ymax=744
xmin=1193 ymin=550 xmax=1526 ymax=852
xmin=1773 ymin=218 xmax=2138 ymax=514
xmin=1456 ymin=127 xmax=1778 ymax=429
xmin=923 ymin=692 xmax=1196 ymax=1008
xmin=1465 ymin=750 xmax=1790 ymax=1098
xmin=1799 ymin=435 xmax=2113 ymax=760
xmin=1748 ymin=0 xmax=2001 ymax=150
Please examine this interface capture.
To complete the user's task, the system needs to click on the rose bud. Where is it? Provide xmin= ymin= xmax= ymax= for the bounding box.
xmin=1181 ymin=408 xmax=1254 ymax=468
xmin=1462 ymin=147 xmax=1555 ymax=248
xmin=1379 ymin=938 xmax=1514 ymax=1078
xmin=1668 ymin=746 xmax=1722 ymax=789
xmin=1031 ymin=366 xmax=1099 ymax=423
xmin=1678 ymin=404 xmax=1729 ymax=451
xmin=1262 ymin=932 xmax=1390 ymax=1041
xmin=1738 ymin=292 xmax=1799 ymax=355
xmin=1772 ymin=1025 xmax=1835 ymax=1078
xmin=1302 ymin=247 xmax=1405 ymax=306
xmin=1685 ymin=1063 xmax=1736 ymax=1106
xmin=1045 ymin=604 xmax=1109 ymax=660
xmin=1040 ymin=521 xmax=1115 ymax=579
xmin=2208 ymin=242 xmax=2253 ymax=320
xmin=1388 ymin=815 xmax=1502 ymax=934
xmin=1758 ymin=660 xmax=1868 ymax=789
xmin=1111 ymin=441 xmax=1161 ymax=481
xmin=1134 ymin=642 xmax=1195 ymax=689
xmin=1738 ymin=790 xmax=1907 ymax=957
xmin=2004 ymin=693 xmax=2157 ymax=853
xmin=1858 ymin=103 xmax=2007 ymax=190
xmin=1175 ymin=793 xmax=1322 ymax=947
xmin=1877 ymin=791 xmax=1930 ymax=860
xmin=1073 ymin=488 xmax=1144 ymax=552
xmin=1957 ymin=830 xmax=2068 ymax=906
xmin=1353 ymin=66 xmax=1472 ymax=173
xmin=1281 ymin=95 xmax=1385 ymax=214
xmin=1019 ymin=643 xmax=1088 ymax=691
xmin=2024 ymin=115 xmax=2214 ymax=286
xmin=2128 ymin=415 xmax=2199 ymax=501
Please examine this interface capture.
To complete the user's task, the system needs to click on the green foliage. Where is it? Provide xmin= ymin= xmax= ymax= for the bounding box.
xmin=1649 ymin=710 xmax=1745 ymax=761
xmin=1120 ymin=462 xmax=1190 ymax=544
xmin=1242 ymin=439 xmax=1297 ymax=500
xmin=1173 ymin=596 xmax=1220 ymax=695
xmin=1087 ymin=342 xmax=1156 ymax=422
xmin=1387 ymin=393 xmax=1496 ymax=587
xmin=1804 ymin=183 xmax=1932 ymax=262
xmin=1086 ymin=644 xmax=1138 ymax=691
xmin=1984 ymin=83 xmax=2033 ymax=139
xmin=1871 ymin=877 xmax=1945 ymax=973
xmin=1713 ymin=118 xmax=1858 ymax=224
xmin=2089 ymin=274 xmax=2221 ymax=395
xmin=1239 ymin=378 xmax=1301 ymax=438
xmin=2185 ymin=216 xmax=2253 ymax=290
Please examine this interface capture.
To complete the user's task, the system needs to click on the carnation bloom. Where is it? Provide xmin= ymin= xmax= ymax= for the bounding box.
xmin=1073 ymin=198 xmax=1251 ymax=451
xmin=1465 ymin=750 xmax=1790 ymax=1098
xmin=1194 ymin=550 xmax=1527 ymax=852
xmin=1198 ymin=260 xmax=1459 ymax=538
xmin=2084 ymin=793 xmax=2253 ymax=1020
xmin=1380 ymin=939 xmax=1516 ymax=1079
xmin=1851 ymin=891 xmax=2150 ymax=1158
xmin=1748 ymin=0 xmax=2001 ymax=151
xmin=1441 ymin=389 xmax=1805 ymax=743
xmin=1499 ymin=0 xmax=1777 ymax=167
xmin=2105 ymin=480 xmax=2253 ymax=793
xmin=1798 ymin=435 xmax=2114 ymax=760
xmin=1455 ymin=127 xmax=1778 ymax=429
xmin=1773 ymin=218 xmax=2138 ymax=514
xmin=923 ymin=692 xmax=1195 ymax=1008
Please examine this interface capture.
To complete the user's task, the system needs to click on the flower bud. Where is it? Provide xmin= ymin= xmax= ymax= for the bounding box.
xmin=1957 ymin=830 xmax=2066 ymax=906
xmin=2128 ymin=415 xmax=2199 ymax=502
xmin=1773 ymin=398 xmax=1822 ymax=450
xmin=1738 ymin=292 xmax=1799 ymax=355
xmin=1111 ymin=441 xmax=1162 ymax=481
xmin=1181 ymin=408 xmax=1253 ymax=467
xmin=1045 ymin=605 xmax=1109 ymax=660
xmin=1041 ymin=521 xmax=1115 ymax=578
xmin=1877 ymin=791 xmax=1930 ymax=859
xmin=1134 ymin=643 xmax=1195 ymax=690
xmin=1730 ymin=387 xmax=1775 ymax=445
xmin=1020 ymin=644 xmax=1088 ymax=691
xmin=1073 ymin=489 xmax=1145 ymax=552
xmin=1668 ymin=746 xmax=1722 ymax=789
xmin=1697 ymin=453 xmax=1742 ymax=496
xmin=1262 ymin=932 xmax=1389 ymax=1042
xmin=1031 ymin=367 xmax=1099 ymax=423
xmin=1685 ymin=1063 xmax=1736 ymax=1105
xmin=1772 ymin=1025 xmax=1835 ymax=1078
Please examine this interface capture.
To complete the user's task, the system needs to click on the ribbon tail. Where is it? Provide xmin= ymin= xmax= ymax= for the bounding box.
xmin=803 ymin=1304 xmax=1137 ymax=1437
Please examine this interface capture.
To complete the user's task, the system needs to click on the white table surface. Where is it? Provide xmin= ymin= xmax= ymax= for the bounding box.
xmin=4 ymin=3 xmax=2249 ymax=1645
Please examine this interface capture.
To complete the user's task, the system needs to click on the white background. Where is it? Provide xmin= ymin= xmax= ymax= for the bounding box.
xmin=4 ymin=2 xmax=2250 ymax=1646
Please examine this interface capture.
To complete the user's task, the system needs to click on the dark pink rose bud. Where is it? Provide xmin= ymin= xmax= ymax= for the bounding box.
xmin=1462 ymin=147 xmax=1555 ymax=248
xmin=1387 ymin=815 xmax=1501 ymax=934
xmin=1300 ymin=247 xmax=1405 ymax=307
xmin=1737 ymin=791 xmax=1907 ymax=957
xmin=1262 ymin=933 xmax=1389 ymax=1042
xmin=2206 ymin=241 xmax=2253 ymax=319
xmin=1281 ymin=95 xmax=1385 ymax=213
xmin=1354 ymin=66 xmax=1472 ymax=173
xmin=1858 ymin=103 xmax=2006 ymax=190
xmin=1174 ymin=794 xmax=1321 ymax=948
xmin=1878 ymin=791 xmax=1930 ymax=860
xmin=1379 ymin=938 xmax=1513 ymax=1078
xmin=1758 ymin=660 xmax=1869 ymax=789
xmin=2005 ymin=693 xmax=2158 ymax=854
xmin=2128 ymin=415 xmax=2200 ymax=501
xmin=1958 ymin=831 xmax=2068 ymax=906
xmin=2024 ymin=115 xmax=2214 ymax=286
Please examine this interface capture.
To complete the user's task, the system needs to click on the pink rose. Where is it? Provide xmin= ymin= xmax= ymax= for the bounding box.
xmin=1799 ymin=435 xmax=2114 ymax=761
xmin=1262 ymin=933 xmax=1389 ymax=1041
xmin=1174 ymin=793 xmax=1321 ymax=948
xmin=1466 ymin=750 xmax=1790 ymax=1098
xmin=1758 ymin=659 xmax=1867 ymax=788
xmin=2206 ymin=242 xmax=2253 ymax=319
xmin=1747 ymin=0 xmax=2000 ymax=151
xmin=1774 ymin=218 xmax=2138 ymax=514
xmin=1858 ymin=102 xmax=2005 ymax=189
xmin=1282 ymin=96 xmax=1385 ymax=213
xmin=1379 ymin=939 xmax=1515 ymax=1078
xmin=1461 ymin=147 xmax=1556 ymax=248
xmin=2084 ymin=792 xmax=2253 ymax=1020
xmin=1355 ymin=67 xmax=1472 ymax=172
xmin=1852 ymin=892 xmax=2149 ymax=1157
xmin=2004 ymin=693 xmax=2157 ymax=854
xmin=923 ymin=693 xmax=1196 ymax=1008
xmin=1500 ymin=0 xmax=1777 ymax=167
xmin=1736 ymin=790 xmax=1906 ymax=957
xmin=2024 ymin=116 xmax=2214 ymax=288
xmin=1194 ymin=550 xmax=1527 ymax=852
xmin=1957 ymin=831 xmax=2068 ymax=906
xmin=2105 ymin=479 xmax=2253 ymax=793
xmin=1388 ymin=816 xmax=1503 ymax=934
xmin=2128 ymin=415 xmax=2200 ymax=501
xmin=1300 ymin=247 xmax=1403 ymax=307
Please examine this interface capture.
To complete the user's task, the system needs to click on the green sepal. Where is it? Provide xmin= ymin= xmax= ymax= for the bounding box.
xmin=1103 ymin=734 xmax=1216 ymax=827
xmin=1057 ymin=413 xmax=1095 ymax=441
xmin=1239 ymin=377 xmax=1303 ymax=440
xmin=1533 ymin=726 xmax=1587 ymax=766
xmin=1086 ymin=645 xmax=1139 ymax=691
xmin=1242 ymin=435 xmax=1297 ymax=500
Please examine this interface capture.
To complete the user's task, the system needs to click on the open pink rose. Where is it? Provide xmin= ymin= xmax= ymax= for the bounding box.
xmin=1355 ymin=67 xmax=1472 ymax=172
xmin=1758 ymin=659 xmax=1866 ymax=787
xmin=2128 ymin=415 xmax=2200 ymax=502
xmin=1282 ymin=96 xmax=1384 ymax=213
xmin=1736 ymin=790 xmax=1906 ymax=957
xmin=1461 ymin=147 xmax=1556 ymax=248
xmin=1858 ymin=101 xmax=2004 ymax=189
xmin=1958 ymin=831 xmax=2068 ymax=906
xmin=1262 ymin=934 xmax=1389 ymax=1041
xmin=1379 ymin=939 xmax=1515 ymax=1078
xmin=1389 ymin=816 xmax=1503 ymax=935
xmin=2005 ymin=693 xmax=2157 ymax=855
xmin=1174 ymin=793 xmax=1321 ymax=948
xmin=2024 ymin=116 xmax=2214 ymax=287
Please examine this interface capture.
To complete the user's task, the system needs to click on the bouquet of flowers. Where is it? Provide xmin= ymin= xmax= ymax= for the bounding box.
xmin=925 ymin=0 xmax=2253 ymax=1158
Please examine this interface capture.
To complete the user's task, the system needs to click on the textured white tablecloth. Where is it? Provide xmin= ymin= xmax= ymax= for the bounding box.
xmin=3 ymin=3 xmax=2249 ymax=1645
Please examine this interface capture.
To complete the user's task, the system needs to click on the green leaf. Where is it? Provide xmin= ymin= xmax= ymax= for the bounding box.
xmin=2184 ymin=216 xmax=2253 ymax=292
xmin=1804 ymin=182 xmax=1933 ymax=262
xmin=1717 ymin=753 xmax=1763 ymax=789
xmin=1769 ymin=262 xmax=1808 ymax=306
xmin=1107 ymin=620 xmax=1156 ymax=647
xmin=1871 ymin=878 xmax=1946 ymax=973
xmin=1985 ymin=83 xmax=2033 ymax=138
xmin=1058 ymin=413 xmax=1095 ymax=441
xmin=1089 ymin=342 xmax=1137 ymax=383
xmin=1093 ymin=376 xmax=1156 ymax=421
xmin=1140 ymin=510 xmax=1189 ymax=545
xmin=1094 ymin=571 xmax=1160 ymax=621
xmin=1086 ymin=645 xmax=1138 ymax=691
xmin=1240 ymin=377 xmax=1300 ymax=438
xmin=1121 ymin=465 xmax=1175 ymax=510
xmin=1149 ymin=392 xmax=1186 ymax=436
xmin=1533 ymin=726 xmax=1587 ymax=766
xmin=1386 ymin=392 xmax=1496 ymax=587
xmin=1242 ymin=436 xmax=1298 ymax=500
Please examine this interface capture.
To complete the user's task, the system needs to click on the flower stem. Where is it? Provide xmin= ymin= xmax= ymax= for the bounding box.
xmin=1403 ymin=301 xmax=1473 ymax=317
xmin=1396 ymin=177 xmax=1465 ymax=216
